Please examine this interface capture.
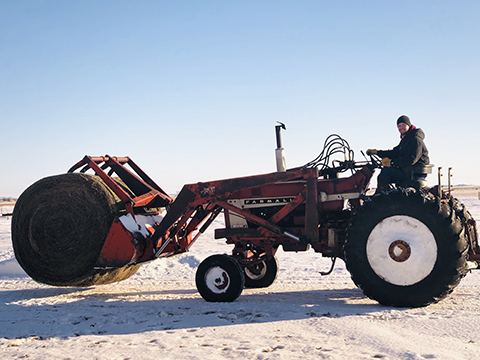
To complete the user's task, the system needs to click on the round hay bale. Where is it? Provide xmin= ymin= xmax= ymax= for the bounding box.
xmin=12 ymin=173 xmax=140 ymax=286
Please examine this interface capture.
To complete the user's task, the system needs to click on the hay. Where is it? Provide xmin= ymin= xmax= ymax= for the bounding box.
xmin=12 ymin=173 xmax=140 ymax=287
xmin=74 ymin=264 xmax=141 ymax=286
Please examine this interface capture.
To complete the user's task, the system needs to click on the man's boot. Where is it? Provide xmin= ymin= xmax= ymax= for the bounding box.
xmin=374 ymin=181 xmax=392 ymax=195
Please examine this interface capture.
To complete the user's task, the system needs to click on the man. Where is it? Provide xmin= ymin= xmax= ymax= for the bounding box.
xmin=366 ymin=115 xmax=430 ymax=193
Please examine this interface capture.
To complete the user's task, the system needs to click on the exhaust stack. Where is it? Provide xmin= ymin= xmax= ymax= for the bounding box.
xmin=275 ymin=122 xmax=286 ymax=172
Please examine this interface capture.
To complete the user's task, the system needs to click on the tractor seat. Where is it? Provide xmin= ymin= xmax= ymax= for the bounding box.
xmin=399 ymin=164 xmax=434 ymax=189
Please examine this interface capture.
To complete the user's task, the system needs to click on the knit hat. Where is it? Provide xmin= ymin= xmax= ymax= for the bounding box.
xmin=396 ymin=115 xmax=411 ymax=127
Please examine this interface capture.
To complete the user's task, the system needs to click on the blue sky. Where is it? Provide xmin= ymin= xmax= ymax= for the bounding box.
xmin=1 ymin=1 xmax=479 ymax=197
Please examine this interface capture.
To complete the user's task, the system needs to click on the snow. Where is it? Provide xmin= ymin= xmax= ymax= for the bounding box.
xmin=2 ymin=196 xmax=480 ymax=359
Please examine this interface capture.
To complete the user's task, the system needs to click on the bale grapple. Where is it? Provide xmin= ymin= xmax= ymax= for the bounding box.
xmin=11 ymin=131 xmax=480 ymax=307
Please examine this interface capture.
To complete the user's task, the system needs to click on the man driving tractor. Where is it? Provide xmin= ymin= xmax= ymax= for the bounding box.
xmin=367 ymin=115 xmax=430 ymax=194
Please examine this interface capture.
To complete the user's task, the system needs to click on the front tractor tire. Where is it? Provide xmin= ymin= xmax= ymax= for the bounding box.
xmin=345 ymin=188 xmax=469 ymax=307
xmin=196 ymin=254 xmax=245 ymax=302
xmin=243 ymin=256 xmax=279 ymax=288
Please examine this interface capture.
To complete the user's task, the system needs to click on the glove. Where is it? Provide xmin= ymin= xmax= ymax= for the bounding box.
xmin=381 ymin=158 xmax=391 ymax=167
xmin=366 ymin=149 xmax=377 ymax=155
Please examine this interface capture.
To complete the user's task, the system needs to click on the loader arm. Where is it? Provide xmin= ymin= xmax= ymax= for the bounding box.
xmin=151 ymin=167 xmax=320 ymax=254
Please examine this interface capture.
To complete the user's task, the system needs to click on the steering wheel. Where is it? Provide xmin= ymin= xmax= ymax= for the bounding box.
xmin=368 ymin=153 xmax=383 ymax=168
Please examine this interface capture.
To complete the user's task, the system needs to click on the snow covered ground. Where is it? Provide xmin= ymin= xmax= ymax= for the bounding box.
xmin=2 ymin=195 xmax=480 ymax=360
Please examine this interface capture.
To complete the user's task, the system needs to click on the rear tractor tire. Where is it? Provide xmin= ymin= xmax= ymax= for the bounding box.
xmin=195 ymin=254 xmax=245 ymax=302
xmin=243 ymin=256 xmax=279 ymax=288
xmin=345 ymin=188 xmax=469 ymax=307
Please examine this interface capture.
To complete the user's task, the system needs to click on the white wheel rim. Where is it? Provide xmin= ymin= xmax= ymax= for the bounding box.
xmin=244 ymin=262 xmax=267 ymax=280
xmin=366 ymin=215 xmax=437 ymax=286
xmin=205 ymin=266 xmax=230 ymax=294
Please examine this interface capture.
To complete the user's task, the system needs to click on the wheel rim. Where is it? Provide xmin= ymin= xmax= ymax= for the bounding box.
xmin=366 ymin=215 xmax=437 ymax=286
xmin=244 ymin=261 xmax=267 ymax=280
xmin=204 ymin=266 xmax=230 ymax=294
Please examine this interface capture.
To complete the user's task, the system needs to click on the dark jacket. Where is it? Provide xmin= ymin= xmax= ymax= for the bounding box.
xmin=377 ymin=127 xmax=429 ymax=169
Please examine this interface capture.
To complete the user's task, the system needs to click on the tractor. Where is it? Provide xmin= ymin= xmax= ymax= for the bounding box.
xmin=11 ymin=124 xmax=479 ymax=307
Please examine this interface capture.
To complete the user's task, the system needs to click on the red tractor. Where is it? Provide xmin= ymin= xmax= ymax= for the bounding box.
xmin=12 ymin=126 xmax=479 ymax=308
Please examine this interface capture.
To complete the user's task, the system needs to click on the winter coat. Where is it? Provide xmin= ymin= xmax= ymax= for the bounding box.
xmin=377 ymin=127 xmax=429 ymax=169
